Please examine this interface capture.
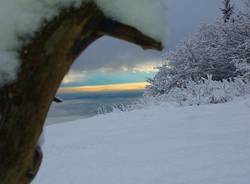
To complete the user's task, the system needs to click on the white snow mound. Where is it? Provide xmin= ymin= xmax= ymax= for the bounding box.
xmin=0 ymin=0 xmax=167 ymax=86
xmin=34 ymin=97 xmax=250 ymax=184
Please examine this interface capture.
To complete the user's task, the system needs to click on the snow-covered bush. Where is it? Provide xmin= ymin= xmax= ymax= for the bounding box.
xmin=0 ymin=0 xmax=167 ymax=86
xmin=233 ymin=39 xmax=250 ymax=81
xmin=97 ymin=104 xmax=128 ymax=115
xmin=145 ymin=63 xmax=179 ymax=96
xmin=145 ymin=0 xmax=250 ymax=105
xmin=97 ymin=102 xmax=142 ymax=115
xmin=168 ymin=76 xmax=249 ymax=106
xmin=145 ymin=76 xmax=250 ymax=106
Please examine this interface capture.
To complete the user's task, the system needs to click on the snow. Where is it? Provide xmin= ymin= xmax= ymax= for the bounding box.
xmin=34 ymin=97 xmax=250 ymax=184
xmin=38 ymin=131 xmax=45 ymax=146
xmin=94 ymin=0 xmax=167 ymax=41
xmin=0 ymin=0 xmax=167 ymax=86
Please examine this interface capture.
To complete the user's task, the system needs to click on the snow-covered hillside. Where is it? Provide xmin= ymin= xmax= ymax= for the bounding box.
xmin=34 ymin=97 xmax=250 ymax=184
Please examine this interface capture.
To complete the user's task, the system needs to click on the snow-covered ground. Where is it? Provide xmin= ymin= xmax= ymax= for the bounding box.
xmin=34 ymin=97 xmax=250 ymax=184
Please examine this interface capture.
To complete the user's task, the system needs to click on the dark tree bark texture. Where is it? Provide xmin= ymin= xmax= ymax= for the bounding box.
xmin=0 ymin=2 xmax=162 ymax=184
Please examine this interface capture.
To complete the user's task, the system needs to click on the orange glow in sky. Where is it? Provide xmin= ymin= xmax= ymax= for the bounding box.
xmin=58 ymin=82 xmax=149 ymax=93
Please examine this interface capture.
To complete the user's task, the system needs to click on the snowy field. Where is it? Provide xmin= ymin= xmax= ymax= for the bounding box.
xmin=34 ymin=97 xmax=250 ymax=184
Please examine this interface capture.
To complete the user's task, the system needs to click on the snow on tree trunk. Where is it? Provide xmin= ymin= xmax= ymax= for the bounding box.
xmin=0 ymin=2 xmax=163 ymax=184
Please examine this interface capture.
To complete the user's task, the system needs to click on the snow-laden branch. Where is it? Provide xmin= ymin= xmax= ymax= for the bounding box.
xmin=0 ymin=0 xmax=167 ymax=86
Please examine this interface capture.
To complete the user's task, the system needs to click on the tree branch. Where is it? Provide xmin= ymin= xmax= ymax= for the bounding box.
xmin=97 ymin=18 xmax=163 ymax=51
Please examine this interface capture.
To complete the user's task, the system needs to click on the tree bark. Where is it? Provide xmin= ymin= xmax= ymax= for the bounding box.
xmin=0 ymin=2 xmax=162 ymax=184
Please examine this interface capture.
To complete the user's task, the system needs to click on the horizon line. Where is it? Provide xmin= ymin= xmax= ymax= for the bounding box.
xmin=58 ymin=82 xmax=149 ymax=93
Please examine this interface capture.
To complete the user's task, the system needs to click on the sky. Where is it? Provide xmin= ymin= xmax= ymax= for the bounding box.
xmin=61 ymin=0 xmax=241 ymax=92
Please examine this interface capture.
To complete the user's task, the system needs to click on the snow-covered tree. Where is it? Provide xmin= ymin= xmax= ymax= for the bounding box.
xmin=0 ymin=1 xmax=166 ymax=183
xmin=146 ymin=0 xmax=250 ymax=102
xmin=220 ymin=0 xmax=235 ymax=23
xmin=146 ymin=22 xmax=239 ymax=96
xmin=233 ymin=39 xmax=250 ymax=81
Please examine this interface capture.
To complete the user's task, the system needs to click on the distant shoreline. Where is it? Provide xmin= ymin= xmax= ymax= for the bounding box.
xmin=47 ymin=90 xmax=143 ymax=125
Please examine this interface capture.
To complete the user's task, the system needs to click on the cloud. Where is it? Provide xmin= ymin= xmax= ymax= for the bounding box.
xmin=63 ymin=71 xmax=87 ymax=84
xmin=62 ymin=62 xmax=159 ymax=85
xmin=127 ymin=63 xmax=158 ymax=73
xmin=71 ymin=37 xmax=164 ymax=72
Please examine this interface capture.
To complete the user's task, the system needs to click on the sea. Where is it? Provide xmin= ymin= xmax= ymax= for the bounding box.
xmin=46 ymin=90 xmax=143 ymax=125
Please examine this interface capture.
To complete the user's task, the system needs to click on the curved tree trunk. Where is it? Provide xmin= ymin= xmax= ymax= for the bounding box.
xmin=0 ymin=2 xmax=162 ymax=184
